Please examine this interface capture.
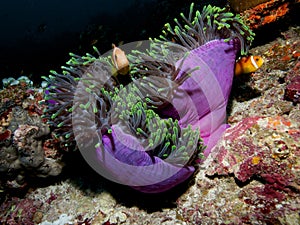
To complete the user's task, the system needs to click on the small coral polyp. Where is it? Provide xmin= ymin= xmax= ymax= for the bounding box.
xmin=43 ymin=3 xmax=255 ymax=193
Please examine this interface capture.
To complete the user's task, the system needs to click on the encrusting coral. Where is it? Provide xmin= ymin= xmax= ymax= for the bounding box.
xmin=205 ymin=115 xmax=300 ymax=223
xmin=241 ymin=0 xmax=298 ymax=30
xmin=42 ymin=3 xmax=255 ymax=193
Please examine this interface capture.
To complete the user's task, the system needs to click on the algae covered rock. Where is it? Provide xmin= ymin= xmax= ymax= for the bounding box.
xmin=0 ymin=77 xmax=63 ymax=191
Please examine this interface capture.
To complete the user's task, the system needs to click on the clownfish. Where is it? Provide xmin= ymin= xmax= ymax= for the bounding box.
xmin=234 ymin=55 xmax=264 ymax=76
xmin=111 ymin=44 xmax=129 ymax=75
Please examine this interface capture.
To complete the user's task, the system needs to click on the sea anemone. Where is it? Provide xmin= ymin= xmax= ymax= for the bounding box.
xmin=42 ymin=3 xmax=254 ymax=193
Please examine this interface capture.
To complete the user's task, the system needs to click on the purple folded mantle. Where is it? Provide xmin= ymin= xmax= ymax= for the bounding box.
xmin=96 ymin=126 xmax=195 ymax=193
xmin=166 ymin=39 xmax=239 ymax=156
xmin=94 ymin=39 xmax=239 ymax=193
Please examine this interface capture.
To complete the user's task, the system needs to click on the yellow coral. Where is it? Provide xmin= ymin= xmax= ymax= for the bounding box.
xmin=252 ymin=156 xmax=261 ymax=165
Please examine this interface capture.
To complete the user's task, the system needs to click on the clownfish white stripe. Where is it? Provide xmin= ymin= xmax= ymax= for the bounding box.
xmin=250 ymin=55 xmax=259 ymax=69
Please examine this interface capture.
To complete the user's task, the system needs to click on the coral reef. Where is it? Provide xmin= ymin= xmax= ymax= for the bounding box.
xmin=241 ymin=0 xmax=300 ymax=30
xmin=0 ymin=197 xmax=43 ymax=225
xmin=0 ymin=3 xmax=299 ymax=225
xmin=228 ymin=26 xmax=300 ymax=123
xmin=204 ymin=115 xmax=300 ymax=223
xmin=207 ymin=115 xmax=300 ymax=184
xmin=0 ymin=77 xmax=63 ymax=192
xmin=17 ymin=24 xmax=298 ymax=225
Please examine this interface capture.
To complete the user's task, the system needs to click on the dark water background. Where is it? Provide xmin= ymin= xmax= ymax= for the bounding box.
xmin=0 ymin=0 xmax=226 ymax=85
xmin=0 ymin=0 xmax=299 ymax=86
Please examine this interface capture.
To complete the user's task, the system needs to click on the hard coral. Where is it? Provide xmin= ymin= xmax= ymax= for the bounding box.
xmin=0 ymin=77 xmax=63 ymax=192
xmin=43 ymin=3 xmax=254 ymax=193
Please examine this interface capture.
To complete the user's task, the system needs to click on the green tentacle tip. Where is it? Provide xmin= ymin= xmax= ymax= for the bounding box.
xmin=148 ymin=139 xmax=154 ymax=147
xmin=190 ymin=2 xmax=194 ymax=11
xmin=173 ymin=126 xmax=178 ymax=136
xmin=51 ymin=113 xmax=59 ymax=119
xmin=41 ymin=75 xmax=48 ymax=80
xmin=57 ymin=122 xmax=64 ymax=128
xmin=93 ymin=46 xmax=100 ymax=54
xmin=80 ymin=102 xmax=91 ymax=109
xmin=171 ymin=145 xmax=176 ymax=152
xmin=95 ymin=143 xmax=101 ymax=148
xmin=85 ymin=87 xmax=92 ymax=93
xmin=153 ymin=134 xmax=161 ymax=146
xmin=177 ymin=146 xmax=186 ymax=153
xmin=69 ymin=52 xmax=77 ymax=57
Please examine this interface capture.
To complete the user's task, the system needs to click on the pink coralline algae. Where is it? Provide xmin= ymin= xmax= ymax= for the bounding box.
xmin=283 ymin=39 xmax=300 ymax=104
xmin=0 ymin=197 xmax=43 ymax=225
xmin=206 ymin=115 xmax=300 ymax=221
xmin=285 ymin=74 xmax=300 ymax=104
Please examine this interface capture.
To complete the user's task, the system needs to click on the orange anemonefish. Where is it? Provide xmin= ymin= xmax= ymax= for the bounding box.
xmin=112 ymin=44 xmax=130 ymax=75
xmin=234 ymin=55 xmax=264 ymax=76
